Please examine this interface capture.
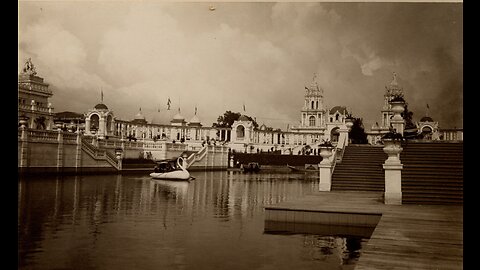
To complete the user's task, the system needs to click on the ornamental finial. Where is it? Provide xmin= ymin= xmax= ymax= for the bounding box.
xmin=22 ymin=58 xmax=37 ymax=76
xmin=391 ymin=72 xmax=398 ymax=86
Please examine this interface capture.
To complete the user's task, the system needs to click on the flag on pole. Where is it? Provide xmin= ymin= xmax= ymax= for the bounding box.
xmin=427 ymin=103 xmax=429 ymax=109
xmin=195 ymin=106 xmax=197 ymax=115
xmin=243 ymin=103 xmax=246 ymax=112
xmin=101 ymin=89 xmax=104 ymax=103
xmin=167 ymin=98 xmax=171 ymax=110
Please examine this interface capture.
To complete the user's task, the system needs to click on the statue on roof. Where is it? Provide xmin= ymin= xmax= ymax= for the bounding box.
xmin=22 ymin=58 xmax=37 ymax=76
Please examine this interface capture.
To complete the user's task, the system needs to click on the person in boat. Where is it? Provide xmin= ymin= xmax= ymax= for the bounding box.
xmin=154 ymin=161 xmax=175 ymax=173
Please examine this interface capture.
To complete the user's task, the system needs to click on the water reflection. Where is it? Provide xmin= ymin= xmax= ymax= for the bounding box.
xmin=19 ymin=171 xmax=365 ymax=270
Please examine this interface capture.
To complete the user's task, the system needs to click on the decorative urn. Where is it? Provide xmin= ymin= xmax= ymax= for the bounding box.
xmin=319 ymin=140 xmax=334 ymax=165
xmin=382 ymin=132 xmax=403 ymax=164
xmin=389 ymin=96 xmax=406 ymax=119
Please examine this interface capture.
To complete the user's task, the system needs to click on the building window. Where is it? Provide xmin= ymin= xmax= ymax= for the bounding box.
xmin=335 ymin=114 xmax=339 ymax=121
xmin=311 ymin=101 xmax=315 ymax=109
xmin=309 ymin=116 xmax=316 ymax=127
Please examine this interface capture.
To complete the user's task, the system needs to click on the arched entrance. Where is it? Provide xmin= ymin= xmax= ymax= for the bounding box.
xmin=236 ymin=125 xmax=245 ymax=140
xmin=90 ymin=114 xmax=100 ymax=133
xmin=106 ymin=115 xmax=113 ymax=134
xmin=421 ymin=126 xmax=433 ymax=140
xmin=331 ymin=127 xmax=340 ymax=142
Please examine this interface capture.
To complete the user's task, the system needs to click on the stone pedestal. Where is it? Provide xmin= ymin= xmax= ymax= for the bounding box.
xmin=382 ymin=139 xmax=403 ymax=205
xmin=319 ymin=163 xmax=332 ymax=191
xmin=319 ymin=146 xmax=333 ymax=191
xmin=383 ymin=163 xmax=403 ymax=205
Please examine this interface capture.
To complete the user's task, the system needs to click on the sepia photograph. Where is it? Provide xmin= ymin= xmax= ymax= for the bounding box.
xmin=18 ymin=1 xmax=463 ymax=269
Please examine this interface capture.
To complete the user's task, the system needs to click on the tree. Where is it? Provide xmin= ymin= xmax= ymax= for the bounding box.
xmin=212 ymin=111 xmax=241 ymax=128
xmin=402 ymin=104 xmax=415 ymax=129
xmin=212 ymin=111 xmax=259 ymax=129
xmin=402 ymin=104 xmax=419 ymax=139
xmin=349 ymin=118 xmax=368 ymax=144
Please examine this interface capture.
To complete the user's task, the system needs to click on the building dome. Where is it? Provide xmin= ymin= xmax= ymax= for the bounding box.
xmin=173 ymin=113 xmax=184 ymax=121
xmin=420 ymin=116 xmax=434 ymax=122
xmin=238 ymin=115 xmax=250 ymax=121
xmin=94 ymin=103 xmax=108 ymax=110
xmin=188 ymin=115 xmax=202 ymax=127
xmin=131 ymin=108 xmax=147 ymax=124
xmin=134 ymin=108 xmax=145 ymax=120
xmin=329 ymin=106 xmax=348 ymax=115
xmin=171 ymin=108 xmax=186 ymax=125
xmin=386 ymin=72 xmax=403 ymax=96
xmin=189 ymin=115 xmax=201 ymax=124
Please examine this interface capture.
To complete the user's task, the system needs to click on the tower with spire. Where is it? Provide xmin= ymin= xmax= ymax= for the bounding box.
xmin=380 ymin=72 xmax=404 ymax=129
xmin=299 ymin=73 xmax=326 ymax=128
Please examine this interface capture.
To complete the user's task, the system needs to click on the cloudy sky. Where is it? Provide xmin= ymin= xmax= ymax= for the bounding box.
xmin=18 ymin=1 xmax=463 ymax=130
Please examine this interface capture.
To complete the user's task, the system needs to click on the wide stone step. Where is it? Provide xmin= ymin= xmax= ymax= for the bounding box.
xmin=332 ymin=186 xmax=384 ymax=192
xmin=403 ymin=179 xmax=463 ymax=185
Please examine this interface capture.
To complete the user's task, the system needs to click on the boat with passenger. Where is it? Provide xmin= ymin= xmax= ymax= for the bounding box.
xmin=150 ymin=157 xmax=192 ymax=181
xmin=241 ymin=162 xmax=261 ymax=173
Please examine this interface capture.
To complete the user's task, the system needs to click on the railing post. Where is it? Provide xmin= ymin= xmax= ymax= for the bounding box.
xmin=19 ymin=123 xmax=29 ymax=169
xmin=75 ymin=131 xmax=82 ymax=172
xmin=57 ymin=128 xmax=64 ymax=173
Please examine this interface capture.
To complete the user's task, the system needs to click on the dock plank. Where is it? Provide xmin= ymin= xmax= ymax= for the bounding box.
xmin=264 ymin=191 xmax=463 ymax=270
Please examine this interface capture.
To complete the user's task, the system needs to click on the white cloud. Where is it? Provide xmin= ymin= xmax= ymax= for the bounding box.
xmin=19 ymin=19 xmax=111 ymax=103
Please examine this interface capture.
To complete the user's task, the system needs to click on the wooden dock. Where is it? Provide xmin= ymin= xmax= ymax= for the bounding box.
xmin=264 ymin=191 xmax=463 ymax=270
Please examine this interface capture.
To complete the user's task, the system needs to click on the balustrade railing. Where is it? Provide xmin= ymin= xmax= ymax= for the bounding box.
xmin=81 ymin=138 xmax=119 ymax=169
xmin=26 ymin=129 xmax=58 ymax=142
xmin=331 ymin=135 xmax=347 ymax=175
xmin=18 ymin=104 xmax=52 ymax=113
xmin=63 ymin=133 xmax=78 ymax=144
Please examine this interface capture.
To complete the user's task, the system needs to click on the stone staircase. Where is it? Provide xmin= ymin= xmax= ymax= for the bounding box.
xmin=401 ymin=142 xmax=463 ymax=205
xmin=331 ymin=142 xmax=463 ymax=205
xmin=331 ymin=145 xmax=386 ymax=192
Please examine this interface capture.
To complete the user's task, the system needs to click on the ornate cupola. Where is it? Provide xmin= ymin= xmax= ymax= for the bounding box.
xmin=300 ymin=73 xmax=326 ymax=128
xmin=171 ymin=108 xmax=187 ymax=126
xmin=188 ymin=107 xmax=202 ymax=127
xmin=131 ymin=107 xmax=147 ymax=125
xmin=381 ymin=72 xmax=404 ymax=128
xmin=85 ymin=90 xmax=115 ymax=138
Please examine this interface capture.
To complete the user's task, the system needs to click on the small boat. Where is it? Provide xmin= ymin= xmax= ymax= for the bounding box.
xmin=287 ymin=164 xmax=300 ymax=172
xmin=150 ymin=157 xmax=191 ymax=181
xmin=241 ymin=162 xmax=261 ymax=173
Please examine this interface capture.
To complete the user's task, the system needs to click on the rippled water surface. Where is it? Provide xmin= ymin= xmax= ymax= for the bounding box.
xmin=19 ymin=171 xmax=367 ymax=270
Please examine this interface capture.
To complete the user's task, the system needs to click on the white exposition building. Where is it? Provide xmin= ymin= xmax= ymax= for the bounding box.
xmin=20 ymin=58 xmax=461 ymax=154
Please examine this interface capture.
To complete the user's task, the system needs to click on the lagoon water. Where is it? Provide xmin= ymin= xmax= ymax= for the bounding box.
xmin=18 ymin=171 xmax=367 ymax=270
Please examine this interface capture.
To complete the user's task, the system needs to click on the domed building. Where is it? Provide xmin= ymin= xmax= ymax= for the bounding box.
xmin=187 ymin=108 xmax=203 ymax=141
xmin=170 ymin=108 xmax=187 ymax=126
xmin=131 ymin=107 xmax=147 ymax=125
xmin=417 ymin=115 xmax=439 ymax=140
xmin=85 ymin=99 xmax=115 ymax=139
xmin=228 ymin=74 xmax=351 ymax=153
xmin=367 ymin=73 xmax=462 ymax=144
xmin=289 ymin=74 xmax=350 ymax=145
xmin=231 ymin=114 xmax=255 ymax=145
